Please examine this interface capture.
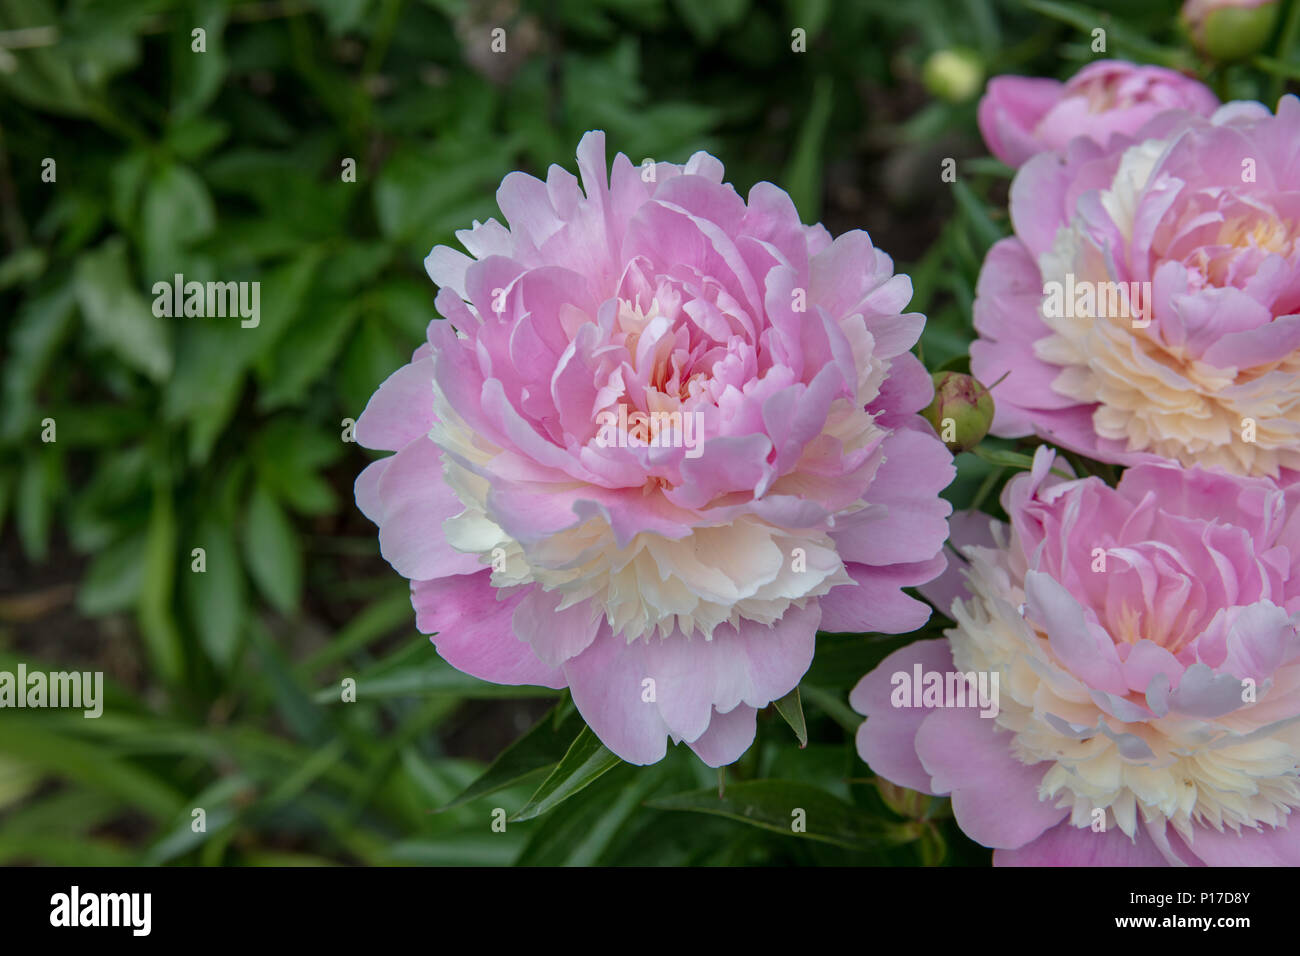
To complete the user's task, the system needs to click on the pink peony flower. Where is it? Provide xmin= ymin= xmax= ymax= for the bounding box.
xmin=977 ymin=60 xmax=1218 ymax=168
xmin=354 ymin=131 xmax=954 ymax=766
xmin=853 ymin=447 xmax=1300 ymax=865
xmin=972 ymin=95 xmax=1300 ymax=478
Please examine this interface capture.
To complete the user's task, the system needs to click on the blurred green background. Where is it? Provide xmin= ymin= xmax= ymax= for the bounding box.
xmin=1 ymin=0 xmax=1296 ymax=866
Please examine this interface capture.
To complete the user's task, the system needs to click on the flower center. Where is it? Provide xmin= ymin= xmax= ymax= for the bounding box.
xmin=1218 ymin=211 xmax=1297 ymax=257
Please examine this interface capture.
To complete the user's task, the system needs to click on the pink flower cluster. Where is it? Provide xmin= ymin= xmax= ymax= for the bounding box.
xmin=354 ymin=56 xmax=1300 ymax=867
xmin=852 ymin=64 xmax=1300 ymax=866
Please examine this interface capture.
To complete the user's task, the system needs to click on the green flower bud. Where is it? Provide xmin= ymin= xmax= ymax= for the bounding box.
xmin=1181 ymin=0 xmax=1280 ymax=62
xmin=921 ymin=49 xmax=984 ymax=104
xmin=922 ymin=371 xmax=995 ymax=453
xmin=876 ymin=778 xmax=931 ymax=819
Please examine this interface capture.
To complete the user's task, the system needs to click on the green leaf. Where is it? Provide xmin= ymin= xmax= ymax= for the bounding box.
xmin=952 ymin=178 xmax=1006 ymax=254
xmin=296 ymin=586 xmax=412 ymax=676
xmin=318 ymin=0 xmax=375 ymax=35
xmin=338 ymin=315 xmax=407 ymax=415
xmin=184 ymin=515 xmax=246 ymax=670
xmin=672 ymin=0 xmax=748 ymax=43
xmin=241 ymin=482 xmax=302 ymax=615
xmin=1 ymin=284 xmax=75 ymax=442
xmin=246 ymin=621 xmax=331 ymax=744
xmin=0 ymin=719 xmax=184 ymax=823
xmin=0 ymin=755 xmax=41 ymax=812
xmin=372 ymin=142 xmax=512 ymax=242
xmin=141 ymin=164 xmax=216 ymax=278
xmin=247 ymin=248 xmax=327 ymax=362
xmin=142 ymin=774 xmax=251 ymax=864
xmin=74 ymin=239 xmax=172 ymax=382
xmin=968 ymin=444 xmax=1071 ymax=479
xmin=798 ymin=683 xmax=863 ymax=733
xmin=444 ymin=705 xmax=586 ymax=811
xmin=0 ymin=469 xmax=14 ymax=539
xmin=648 ymin=780 xmax=919 ymax=851
xmin=78 ymin=531 xmax=147 ymax=616
xmin=15 ymin=451 xmax=57 ymax=562
xmin=312 ymin=656 xmax=562 ymax=702
xmin=171 ymin=0 xmax=228 ymax=119
xmin=251 ymin=418 xmax=344 ymax=515
xmin=772 ymin=686 xmax=808 ymax=747
xmin=1019 ymin=0 xmax=1194 ymax=69
xmin=161 ymin=320 xmax=249 ymax=464
xmin=138 ymin=480 xmax=186 ymax=686
xmin=0 ymin=247 xmax=47 ymax=290
xmin=962 ymin=156 xmax=1015 ymax=178
xmin=515 ymin=763 xmax=664 ymax=866
xmin=0 ymin=0 xmax=91 ymax=115
xmin=389 ymin=832 xmax=524 ymax=867
xmin=510 ymin=726 xmax=625 ymax=822
xmin=784 ymin=74 xmax=833 ymax=222
xmin=258 ymin=298 xmax=361 ymax=410
xmin=166 ymin=115 xmax=230 ymax=161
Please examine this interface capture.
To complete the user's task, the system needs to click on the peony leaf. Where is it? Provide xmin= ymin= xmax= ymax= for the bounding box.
xmin=241 ymin=482 xmax=302 ymax=615
xmin=952 ymin=179 xmax=1007 ymax=255
xmin=772 ymin=686 xmax=808 ymax=748
xmin=648 ymin=780 xmax=920 ymax=852
xmin=784 ymin=74 xmax=833 ymax=222
xmin=969 ymin=445 xmax=1074 ymax=480
xmin=443 ymin=704 xmax=586 ymax=812
xmin=798 ymin=683 xmax=862 ymax=732
xmin=311 ymin=654 xmax=564 ymax=703
xmin=74 ymin=239 xmax=172 ymax=383
xmin=138 ymin=480 xmax=186 ymax=686
xmin=184 ymin=515 xmax=246 ymax=670
xmin=140 ymin=164 xmax=216 ymax=279
xmin=515 ymin=763 xmax=666 ymax=866
xmin=510 ymin=726 xmax=624 ymax=822
xmin=78 ymin=530 xmax=147 ymax=617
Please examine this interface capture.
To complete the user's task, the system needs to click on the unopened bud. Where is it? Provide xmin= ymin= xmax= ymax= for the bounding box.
xmin=1181 ymin=0 xmax=1280 ymax=61
xmin=922 ymin=371 xmax=995 ymax=453
xmin=922 ymin=49 xmax=984 ymax=104
xmin=876 ymin=778 xmax=931 ymax=819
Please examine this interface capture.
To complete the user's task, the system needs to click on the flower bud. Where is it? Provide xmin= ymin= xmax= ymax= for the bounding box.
xmin=1181 ymin=0 xmax=1280 ymax=61
xmin=876 ymin=778 xmax=932 ymax=819
xmin=922 ymin=371 xmax=995 ymax=453
xmin=922 ymin=49 xmax=984 ymax=104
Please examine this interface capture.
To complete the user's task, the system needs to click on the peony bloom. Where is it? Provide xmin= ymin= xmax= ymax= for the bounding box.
xmin=355 ymin=131 xmax=954 ymax=766
xmin=972 ymin=95 xmax=1300 ymax=479
xmin=976 ymin=60 xmax=1218 ymax=168
xmin=853 ymin=447 xmax=1300 ymax=865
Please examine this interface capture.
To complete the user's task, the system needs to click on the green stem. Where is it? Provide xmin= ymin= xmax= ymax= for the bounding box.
xmin=1273 ymin=0 xmax=1300 ymax=103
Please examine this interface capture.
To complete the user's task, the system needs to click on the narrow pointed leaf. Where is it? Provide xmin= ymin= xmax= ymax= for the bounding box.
xmin=772 ymin=686 xmax=808 ymax=747
xmin=648 ymin=780 xmax=919 ymax=852
xmin=510 ymin=726 xmax=624 ymax=822
xmin=443 ymin=705 xmax=585 ymax=811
